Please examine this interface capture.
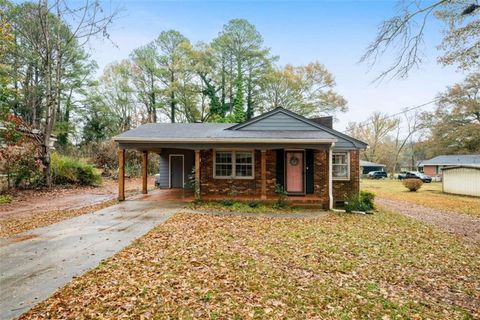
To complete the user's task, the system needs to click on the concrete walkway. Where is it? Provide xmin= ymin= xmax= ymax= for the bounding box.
xmin=0 ymin=199 xmax=183 ymax=320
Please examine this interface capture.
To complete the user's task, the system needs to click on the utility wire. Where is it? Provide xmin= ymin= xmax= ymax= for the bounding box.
xmin=343 ymin=98 xmax=439 ymax=133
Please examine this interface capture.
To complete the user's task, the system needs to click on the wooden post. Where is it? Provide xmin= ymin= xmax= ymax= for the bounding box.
xmin=195 ymin=150 xmax=201 ymax=199
xmin=142 ymin=151 xmax=148 ymax=194
xmin=261 ymin=150 xmax=267 ymax=200
xmin=118 ymin=149 xmax=125 ymax=201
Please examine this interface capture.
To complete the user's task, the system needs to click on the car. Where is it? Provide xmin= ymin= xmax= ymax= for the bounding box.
xmin=368 ymin=171 xmax=388 ymax=179
xmin=399 ymin=171 xmax=432 ymax=183
xmin=397 ymin=171 xmax=408 ymax=180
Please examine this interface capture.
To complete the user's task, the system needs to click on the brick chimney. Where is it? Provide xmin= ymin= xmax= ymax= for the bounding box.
xmin=310 ymin=116 xmax=333 ymax=129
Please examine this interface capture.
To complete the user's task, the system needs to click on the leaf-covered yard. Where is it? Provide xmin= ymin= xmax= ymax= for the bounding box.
xmin=21 ymin=210 xmax=479 ymax=319
xmin=361 ymin=179 xmax=480 ymax=217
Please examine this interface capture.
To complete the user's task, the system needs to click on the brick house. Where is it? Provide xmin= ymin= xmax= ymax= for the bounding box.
xmin=418 ymin=155 xmax=480 ymax=177
xmin=113 ymin=107 xmax=367 ymax=209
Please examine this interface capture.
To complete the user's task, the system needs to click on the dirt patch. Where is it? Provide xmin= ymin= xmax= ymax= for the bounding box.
xmin=376 ymin=197 xmax=480 ymax=242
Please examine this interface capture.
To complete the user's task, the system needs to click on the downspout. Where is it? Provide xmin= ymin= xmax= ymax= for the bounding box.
xmin=328 ymin=142 xmax=335 ymax=210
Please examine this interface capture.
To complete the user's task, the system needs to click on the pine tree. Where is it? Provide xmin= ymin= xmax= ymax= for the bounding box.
xmin=231 ymin=62 xmax=245 ymax=123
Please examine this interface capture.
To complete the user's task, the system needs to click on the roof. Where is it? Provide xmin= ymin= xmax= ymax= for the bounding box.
xmin=113 ymin=107 xmax=368 ymax=149
xmin=441 ymin=165 xmax=480 ymax=171
xmin=417 ymin=155 xmax=480 ymax=167
xmin=360 ymin=160 xmax=386 ymax=167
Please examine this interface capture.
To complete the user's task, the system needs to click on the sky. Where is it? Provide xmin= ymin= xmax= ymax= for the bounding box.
xmin=86 ymin=0 xmax=465 ymax=131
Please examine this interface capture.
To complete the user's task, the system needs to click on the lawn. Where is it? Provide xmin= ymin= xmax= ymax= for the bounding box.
xmin=21 ymin=211 xmax=479 ymax=319
xmin=361 ymin=179 xmax=480 ymax=217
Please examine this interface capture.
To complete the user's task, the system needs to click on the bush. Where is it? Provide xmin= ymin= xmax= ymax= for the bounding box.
xmin=344 ymin=191 xmax=375 ymax=213
xmin=0 ymin=195 xmax=13 ymax=204
xmin=402 ymin=178 xmax=423 ymax=192
xmin=274 ymin=184 xmax=288 ymax=208
xmin=51 ymin=153 xmax=101 ymax=186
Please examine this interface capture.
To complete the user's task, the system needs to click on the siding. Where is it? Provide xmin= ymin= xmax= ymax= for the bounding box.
xmin=443 ymin=167 xmax=480 ymax=197
xmin=158 ymin=149 xmax=195 ymax=189
xmin=238 ymin=112 xmax=319 ymax=131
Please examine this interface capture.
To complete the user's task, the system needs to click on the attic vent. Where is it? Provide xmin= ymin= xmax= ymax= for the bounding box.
xmin=310 ymin=116 xmax=333 ymax=129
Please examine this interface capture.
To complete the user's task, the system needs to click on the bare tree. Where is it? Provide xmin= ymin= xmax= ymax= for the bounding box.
xmin=361 ymin=0 xmax=480 ymax=81
xmin=391 ymin=110 xmax=424 ymax=173
xmin=17 ymin=0 xmax=118 ymax=186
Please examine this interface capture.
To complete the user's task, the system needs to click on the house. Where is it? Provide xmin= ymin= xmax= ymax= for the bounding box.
xmin=442 ymin=166 xmax=480 ymax=197
xmin=113 ymin=107 xmax=367 ymax=209
xmin=418 ymin=155 xmax=480 ymax=176
xmin=360 ymin=160 xmax=386 ymax=175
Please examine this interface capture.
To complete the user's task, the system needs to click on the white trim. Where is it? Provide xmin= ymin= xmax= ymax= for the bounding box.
xmin=213 ymin=149 xmax=255 ymax=180
xmin=328 ymin=144 xmax=334 ymax=210
xmin=114 ymin=137 xmax=337 ymax=144
xmin=332 ymin=151 xmax=350 ymax=181
xmin=168 ymin=154 xmax=185 ymax=188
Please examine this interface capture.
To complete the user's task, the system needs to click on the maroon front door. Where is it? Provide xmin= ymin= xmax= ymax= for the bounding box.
xmin=285 ymin=151 xmax=304 ymax=194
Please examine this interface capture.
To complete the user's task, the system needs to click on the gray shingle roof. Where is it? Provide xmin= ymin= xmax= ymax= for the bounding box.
xmin=360 ymin=160 xmax=386 ymax=167
xmin=418 ymin=155 xmax=480 ymax=166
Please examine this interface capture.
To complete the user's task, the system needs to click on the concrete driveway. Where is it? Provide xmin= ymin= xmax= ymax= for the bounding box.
xmin=0 ymin=199 xmax=183 ymax=320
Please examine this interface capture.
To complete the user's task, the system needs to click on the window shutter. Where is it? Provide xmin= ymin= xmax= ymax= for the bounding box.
xmin=306 ymin=149 xmax=314 ymax=194
xmin=276 ymin=149 xmax=284 ymax=189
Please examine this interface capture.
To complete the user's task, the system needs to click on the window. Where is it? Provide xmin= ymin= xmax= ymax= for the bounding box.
xmin=332 ymin=152 xmax=349 ymax=180
xmin=214 ymin=150 xmax=254 ymax=179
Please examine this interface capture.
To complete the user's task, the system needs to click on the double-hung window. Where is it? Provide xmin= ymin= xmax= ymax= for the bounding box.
xmin=332 ymin=152 xmax=350 ymax=180
xmin=214 ymin=150 xmax=254 ymax=179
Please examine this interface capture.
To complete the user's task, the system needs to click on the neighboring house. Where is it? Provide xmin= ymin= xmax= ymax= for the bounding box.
xmin=113 ymin=107 xmax=367 ymax=209
xmin=360 ymin=160 xmax=386 ymax=175
xmin=418 ymin=155 xmax=480 ymax=176
xmin=442 ymin=166 xmax=480 ymax=197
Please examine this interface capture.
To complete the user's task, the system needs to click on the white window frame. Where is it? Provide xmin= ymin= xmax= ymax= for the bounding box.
xmin=332 ymin=151 xmax=350 ymax=181
xmin=213 ymin=149 xmax=255 ymax=179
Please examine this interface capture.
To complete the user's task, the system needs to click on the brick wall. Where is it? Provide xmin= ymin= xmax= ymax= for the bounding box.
xmin=199 ymin=148 xmax=358 ymax=206
xmin=332 ymin=150 xmax=360 ymax=201
xmin=423 ymin=165 xmax=437 ymax=176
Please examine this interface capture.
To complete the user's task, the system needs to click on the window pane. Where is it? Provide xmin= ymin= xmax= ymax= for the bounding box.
xmin=216 ymin=152 xmax=232 ymax=164
xmin=236 ymin=164 xmax=252 ymax=177
xmin=333 ymin=165 xmax=348 ymax=178
xmin=333 ymin=154 xmax=347 ymax=164
xmin=215 ymin=164 xmax=232 ymax=177
xmin=235 ymin=152 xmax=252 ymax=164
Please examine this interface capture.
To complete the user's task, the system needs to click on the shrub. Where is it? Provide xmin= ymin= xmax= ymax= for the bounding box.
xmin=402 ymin=178 xmax=423 ymax=192
xmin=51 ymin=153 xmax=101 ymax=186
xmin=0 ymin=195 xmax=13 ymax=204
xmin=221 ymin=199 xmax=234 ymax=206
xmin=344 ymin=191 xmax=375 ymax=213
xmin=274 ymin=184 xmax=288 ymax=209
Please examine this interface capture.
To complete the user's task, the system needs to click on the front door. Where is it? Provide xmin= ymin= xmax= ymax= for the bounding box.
xmin=285 ymin=151 xmax=304 ymax=194
xmin=170 ymin=155 xmax=184 ymax=188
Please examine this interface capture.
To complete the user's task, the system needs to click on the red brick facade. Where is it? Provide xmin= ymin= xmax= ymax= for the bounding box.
xmin=199 ymin=148 xmax=359 ymax=207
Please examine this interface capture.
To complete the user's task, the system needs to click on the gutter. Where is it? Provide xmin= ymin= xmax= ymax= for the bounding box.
xmin=113 ymin=137 xmax=338 ymax=144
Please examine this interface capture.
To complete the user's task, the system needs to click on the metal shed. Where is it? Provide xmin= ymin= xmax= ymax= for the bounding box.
xmin=442 ymin=166 xmax=480 ymax=197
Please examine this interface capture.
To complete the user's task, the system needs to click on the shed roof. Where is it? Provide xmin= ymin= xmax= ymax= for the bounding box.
xmin=418 ymin=155 xmax=480 ymax=167
xmin=360 ymin=160 xmax=386 ymax=167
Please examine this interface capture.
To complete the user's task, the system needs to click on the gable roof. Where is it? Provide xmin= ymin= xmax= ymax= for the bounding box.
xmin=228 ymin=107 xmax=367 ymax=149
xmin=418 ymin=155 xmax=480 ymax=166
xmin=113 ymin=107 xmax=367 ymax=149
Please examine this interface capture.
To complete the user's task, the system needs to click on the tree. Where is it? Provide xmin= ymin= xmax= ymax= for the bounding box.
xmin=155 ymin=30 xmax=191 ymax=123
xmin=260 ymin=62 xmax=348 ymax=117
xmin=4 ymin=0 xmax=117 ymax=186
xmin=422 ymin=73 xmax=480 ymax=155
xmin=361 ymin=0 xmax=480 ymax=80
xmin=346 ymin=112 xmax=399 ymax=170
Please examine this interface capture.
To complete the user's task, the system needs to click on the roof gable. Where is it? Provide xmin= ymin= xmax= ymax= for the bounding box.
xmin=228 ymin=108 xmax=320 ymax=131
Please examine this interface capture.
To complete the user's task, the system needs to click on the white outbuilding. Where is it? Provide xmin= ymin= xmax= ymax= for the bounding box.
xmin=442 ymin=165 xmax=480 ymax=197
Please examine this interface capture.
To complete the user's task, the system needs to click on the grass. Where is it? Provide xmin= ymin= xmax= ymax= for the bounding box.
xmin=361 ymin=179 xmax=480 ymax=217
xmin=21 ymin=210 xmax=479 ymax=319
xmin=190 ymin=200 xmax=298 ymax=214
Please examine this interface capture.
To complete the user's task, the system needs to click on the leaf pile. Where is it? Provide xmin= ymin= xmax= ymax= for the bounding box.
xmin=21 ymin=210 xmax=479 ymax=319
xmin=0 ymin=199 xmax=118 ymax=238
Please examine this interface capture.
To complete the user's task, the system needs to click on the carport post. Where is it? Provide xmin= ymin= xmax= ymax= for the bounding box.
xmin=118 ymin=149 xmax=125 ymax=201
xmin=195 ymin=150 xmax=201 ymax=199
xmin=142 ymin=151 xmax=148 ymax=194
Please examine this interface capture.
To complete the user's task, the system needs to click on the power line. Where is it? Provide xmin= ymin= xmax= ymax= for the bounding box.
xmin=343 ymin=98 xmax=439 ymax=133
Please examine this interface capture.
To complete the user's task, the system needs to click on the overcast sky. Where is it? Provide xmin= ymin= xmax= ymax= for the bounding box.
xmin=86 ymin=0 xmax=465 ymax=131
